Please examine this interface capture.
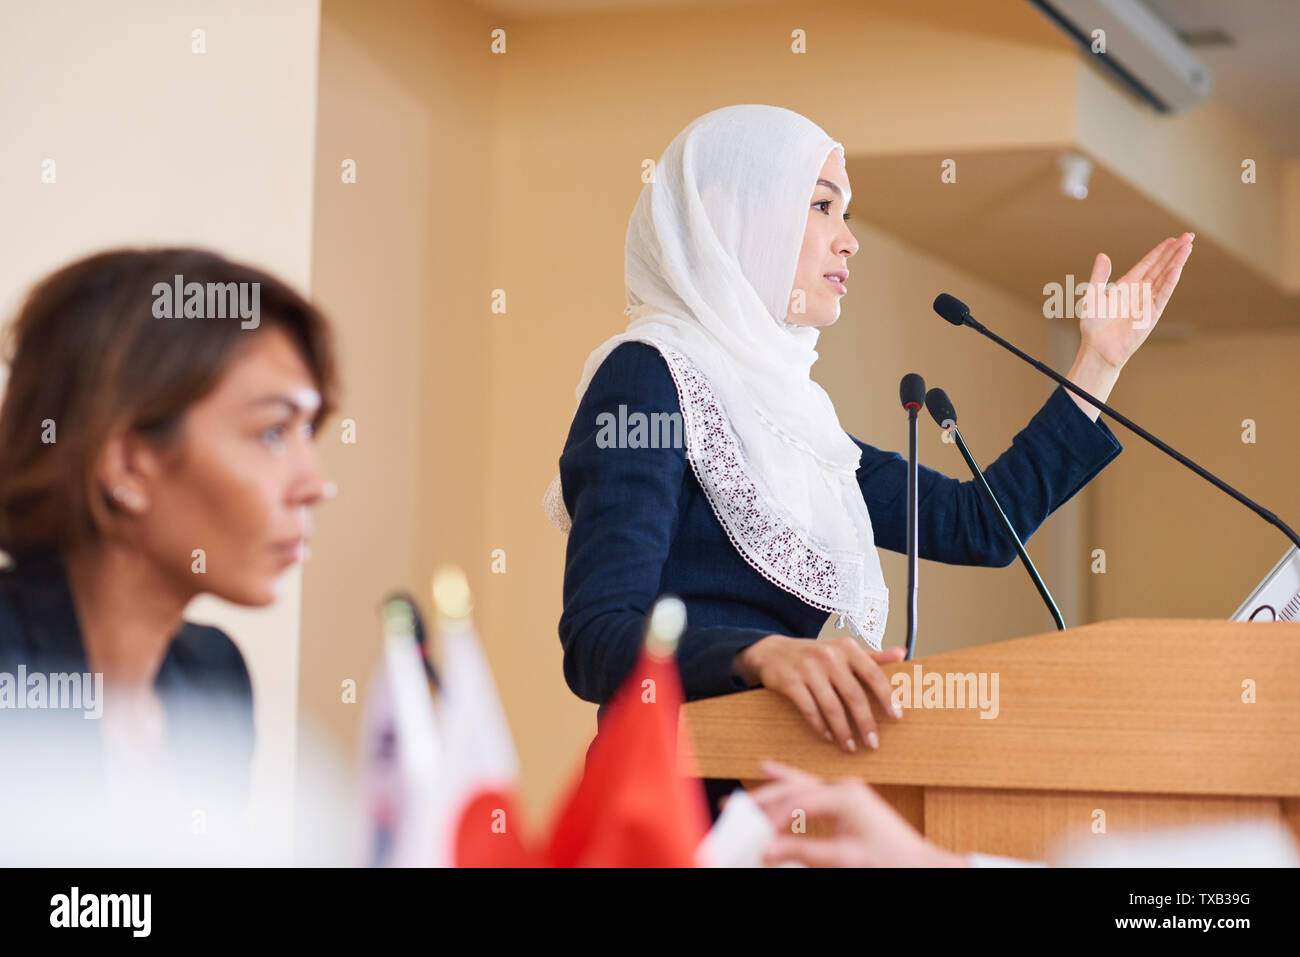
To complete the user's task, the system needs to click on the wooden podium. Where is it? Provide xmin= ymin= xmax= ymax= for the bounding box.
xmin=677 ymin=619 xmax=1300 ymax=861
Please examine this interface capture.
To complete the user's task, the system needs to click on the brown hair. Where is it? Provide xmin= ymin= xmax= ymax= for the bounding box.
xmin=0 ymin=247 xmax=339 ymax=559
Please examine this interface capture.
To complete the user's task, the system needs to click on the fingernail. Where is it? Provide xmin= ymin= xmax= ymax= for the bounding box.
xmin=823 ymin=731 xmax=833 ymax=743
xmin=845 ymin=738 xmax=856 ymax=752
xmin=867 ymin=732 xmax=879 ymax=750
xmin=892 ymin=703 xmax=903 ymax=718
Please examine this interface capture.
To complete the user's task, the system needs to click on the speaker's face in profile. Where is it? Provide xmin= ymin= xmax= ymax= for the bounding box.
xmin=120 ymin=327 xmax=331 ymax=606
xmin=787 ymin=150 xmax=859 ymax=328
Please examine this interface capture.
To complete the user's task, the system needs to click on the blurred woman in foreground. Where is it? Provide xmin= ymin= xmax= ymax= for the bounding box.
xmin=0 ymin=248 xmax=338 ymax=810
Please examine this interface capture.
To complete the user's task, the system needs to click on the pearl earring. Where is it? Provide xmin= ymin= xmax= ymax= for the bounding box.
xmin=111 ymin=485 xmax=143 ymax=510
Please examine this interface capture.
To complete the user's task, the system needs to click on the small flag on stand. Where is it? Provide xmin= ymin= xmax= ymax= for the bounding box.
xmin=429 ymin=566 xmax=536 ymax=867
xmin=364 ymin=585 xmax=726 ymax=867
xmin=360 ymin=594 xmax=443 ymax=867
xmin=361 ymin=572 xmax=534 ymax=867
xmin=544 ymin=596 xmax=711 ymax=867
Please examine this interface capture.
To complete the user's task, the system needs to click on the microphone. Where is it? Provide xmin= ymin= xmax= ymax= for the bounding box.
xmin=899 ymin=374 xmax=926 ymax=659
xmin=925 ymin=386 xmax=1066 ymax=631
xmin=934 ymin=293 xmax=1300 ymax=551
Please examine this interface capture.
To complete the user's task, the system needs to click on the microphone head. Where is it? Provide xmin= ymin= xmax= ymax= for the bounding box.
xmin=933 ymin=293 xmax=971 ymax=327
xmin=925 ymin=387 xmax=958 ymax=430
xmin=380 ymin=591 xmax=426 ymax=645
xmin=899 ymin=373 xmax=926 ymax=411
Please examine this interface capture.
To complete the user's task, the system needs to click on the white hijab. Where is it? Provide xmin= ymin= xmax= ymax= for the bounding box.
xmin=543 ymin=104 xmax=889 ymax=648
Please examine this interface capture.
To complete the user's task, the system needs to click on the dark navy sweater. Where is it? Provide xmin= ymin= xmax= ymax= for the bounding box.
xmin=558 ymin=341 xmax=1123 ymax=722
xmin=0 ymin=551 xmax=255 ymax=803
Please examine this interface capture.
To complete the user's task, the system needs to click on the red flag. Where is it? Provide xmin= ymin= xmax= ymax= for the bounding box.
xmin=455 ymin=789 xmax=541 ymax=867
xmin=544 ymin=635 xmax=710 ymax=867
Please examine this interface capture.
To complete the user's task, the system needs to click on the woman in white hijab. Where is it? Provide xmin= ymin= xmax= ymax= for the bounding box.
xmin=545 ymin=104 xmax=1192 ymax=769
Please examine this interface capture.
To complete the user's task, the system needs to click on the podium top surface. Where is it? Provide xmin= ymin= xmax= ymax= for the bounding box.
xmin=678 ymin=619 xmax=1300 ymax=796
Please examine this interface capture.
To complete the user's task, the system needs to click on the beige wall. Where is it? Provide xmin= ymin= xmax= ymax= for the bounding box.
xmin=1075 ymin=62 xmax=1294 ymax=293
xmin=1089 ymin=327 xmax=1300 ymax=622
xmin=1065 ymin=37 xmax=1300 ymax=625
xmin=301 ymin=0 xmax=497 ymax=808
xmin=0 ymin=0 xmax=323 ymax=854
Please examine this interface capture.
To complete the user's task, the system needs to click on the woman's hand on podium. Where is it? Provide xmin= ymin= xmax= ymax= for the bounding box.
xmin=732 ymin=635 xmax=905 ymax=752
xmin=744 ymin=759 xmax=970 ymax=868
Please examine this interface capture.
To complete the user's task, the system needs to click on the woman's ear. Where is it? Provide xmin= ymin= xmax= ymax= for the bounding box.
xmin=94 ymin=431 xmax=164 ymax=515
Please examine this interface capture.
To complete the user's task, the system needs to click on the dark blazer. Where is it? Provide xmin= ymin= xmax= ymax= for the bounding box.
xmin=0 ymin=551 xmax=255 ymax=802
xmin=558 ymin=341 xmax=1123 ymax=724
